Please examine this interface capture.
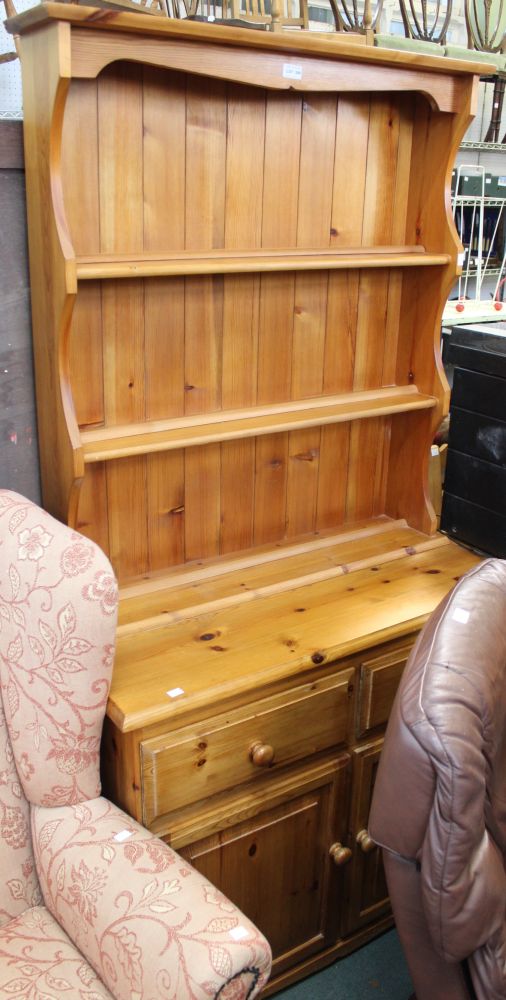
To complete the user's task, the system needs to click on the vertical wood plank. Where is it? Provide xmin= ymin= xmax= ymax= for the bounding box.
xmin=296 ymin=94 xmax=337 ymax=249
xmin=98 ymin=64 xmax=144 ymax=255
xmin=102 ymin=279 xmax=147 ymax=579
xmin=107 ymin=456 xmax=149 ymax=577
xmin=257 ymin=91 xmax=302 ymax=405
xmin=346 ymin=417 xmax=389 ymax=522
xmin=253 ymin=434 xmax=289 ymax=546
xmin=347 ymin=96 xmax=404 ymax=525
xmin=291 ymin=272 xmax=328 ymax=400
xmin=61 ymin=79 xmax=100 ymax=256
xmin=221 ymin=83 xmax=265 ymax=553
xmin=75 ymin=464 xmax=110 ymax=557
xmin=70 ymin=282 xmax=104 ymax=428
xmin=98 ymin=63 xmax=146 ymax=580
xmin=145 ymin=278 xmax=185 ymax=569
xmin=185 ymin=445 xmax=221 ymax=561
xmin=102 ymin=280 xmax=145 ymax=427
xmin=257 ymin=275 xmax=294 ymax=405
xmin=286 ymin=429 xmax=320 ymax=537
xmin=220 ymin=440 xmax=255 ymax=553
xmin=323 ymin=272 xmax=357 ymax=396
xmin=184 ymin=275 xmax=223 ymax=415
xmin=146 ymin=451 xmax=185 ymax=570
xmin=184 ymin=75 xmax=226 ymax=561
xmin=316 ymin=424 xmax=351 ymax=530
xmin=330 ymin=95 xmax=370 ymax=250
xmin=286 ymin=94 xmax=337 ymax=537
xmin=362 ymin=96 xmax=401 ymax=248
xmin=143 ymin=67 xmax=186 ymax=252
xmin=61 ymin=78 xmax=108 ymax=550
xmin=383 ymin=96 xmax=414 ymax=386
xmin=255 ymin=91 xmax=303 ymax=543
xmin=320 ymin=95 xmax=371 ymax=530
xmin=143 ymin=67 xmax=187 ymax=571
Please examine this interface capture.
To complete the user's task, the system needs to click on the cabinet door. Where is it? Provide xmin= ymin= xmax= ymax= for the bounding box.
xmin=177 ymin=756 xmax=351 ymax=979
xmin=343 ymin=739 xmax=390 ymax=936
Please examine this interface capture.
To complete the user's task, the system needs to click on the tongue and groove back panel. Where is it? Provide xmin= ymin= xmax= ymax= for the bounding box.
xmin=60 ymin=66 xmax=444 ymax=581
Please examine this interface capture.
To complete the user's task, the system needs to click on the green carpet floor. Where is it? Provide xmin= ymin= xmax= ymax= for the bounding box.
xmin=276 ymin=929 xmax=413 ymax=999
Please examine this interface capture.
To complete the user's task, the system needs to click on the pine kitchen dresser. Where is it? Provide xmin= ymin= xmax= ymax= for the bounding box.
xmin=8 ymin=5 xmax=484 ymax=992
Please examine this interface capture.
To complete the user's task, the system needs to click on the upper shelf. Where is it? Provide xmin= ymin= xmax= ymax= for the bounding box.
xmin=80 ymin=385 xmax=436 ymax=463
xmin=74 ymin=247 xmax=451 ymax=281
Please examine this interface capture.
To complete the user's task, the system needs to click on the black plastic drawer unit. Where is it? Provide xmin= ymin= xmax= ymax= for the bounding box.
xmin=441 ymin=323 xmax=506 ymax=557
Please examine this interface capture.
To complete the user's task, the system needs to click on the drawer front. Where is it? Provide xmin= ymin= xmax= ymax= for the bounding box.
xmin=357 ymin=643 xmax=413 ymax=738
xmin=141 ymin=668 xmax=354 ymax=826
xmin=449 ymin=407 xmax=506 ymax=468
xmin=441 ymin=492 xmax=506 ymax=558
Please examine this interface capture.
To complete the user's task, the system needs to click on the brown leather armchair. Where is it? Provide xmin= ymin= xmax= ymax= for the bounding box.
xmin=369 ymin=558 xmax=506 ymax=1000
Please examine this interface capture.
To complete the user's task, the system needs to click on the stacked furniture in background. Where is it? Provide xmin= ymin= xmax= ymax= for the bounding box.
xmin=441 ymin=321 xmax=506 ymax=556
xmin=8 ymin=6 xmax=483 ymax=993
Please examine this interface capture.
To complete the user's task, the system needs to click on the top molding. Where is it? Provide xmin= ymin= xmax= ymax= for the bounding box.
xmin=6 ymin=4 xmax=484 ymax=116
xmin=6 ymin=2 xmax=488 ymax=77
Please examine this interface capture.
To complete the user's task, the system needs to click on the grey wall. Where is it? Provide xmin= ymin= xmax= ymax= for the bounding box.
xmin=0 ymin=121 xmax=40 ymax=502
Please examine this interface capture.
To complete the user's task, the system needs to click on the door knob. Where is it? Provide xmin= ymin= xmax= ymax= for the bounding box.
xmin=329 ymin=842 xmax=352 ymax=866
xmin=356 ymin=829 xmax=376 ymax=853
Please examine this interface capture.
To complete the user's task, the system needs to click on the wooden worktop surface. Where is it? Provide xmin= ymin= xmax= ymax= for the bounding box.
xmin=108 ymin=522 xmax=481 ymax=732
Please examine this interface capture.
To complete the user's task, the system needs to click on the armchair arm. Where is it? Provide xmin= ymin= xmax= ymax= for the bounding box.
xmin=31 ymin=797 xmax=271 ymax=1000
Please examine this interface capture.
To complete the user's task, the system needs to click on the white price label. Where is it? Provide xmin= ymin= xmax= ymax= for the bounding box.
xmin=283 ymin=63 xmax=303 ymax=81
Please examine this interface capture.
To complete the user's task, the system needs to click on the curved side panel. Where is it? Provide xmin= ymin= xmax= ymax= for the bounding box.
xmin=18 ymin=22 xmax=84 ymax=526
xmin=385 ymin=79 xmax=478 ymax=534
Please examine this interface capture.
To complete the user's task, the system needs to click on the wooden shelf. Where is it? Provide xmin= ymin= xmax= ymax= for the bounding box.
xmin=75 ymin=246 xmax=451 ymax=280
xmin=116 ymin=518 xmax=450 ymax=636
xmin=80 ymin=385 xmax=437 ymax=463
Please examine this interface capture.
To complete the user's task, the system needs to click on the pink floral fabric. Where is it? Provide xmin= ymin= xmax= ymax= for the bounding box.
xmin=0 ymin=491 xmax=118 ymax=806
xmin=0 ymin=905 xmax=115 ymax=998
xmin=0 ymin=695 xmax=41 ymax=928
xmin=32 ymin=797 xmax=271 ymax=1000
xmin=0 ymin=491 xmax=271 ymax=998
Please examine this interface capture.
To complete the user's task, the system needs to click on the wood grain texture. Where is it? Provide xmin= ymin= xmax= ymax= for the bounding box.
xmin=15 ymin=21 xmax=484 ymax=991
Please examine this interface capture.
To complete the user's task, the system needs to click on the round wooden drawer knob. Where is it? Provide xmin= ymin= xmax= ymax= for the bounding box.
xmin=356 ymin=829 xmax=376 ymax=853
xmin=249 ymin=741 xmax=275 ymax=767
xmin=329 ymin=842 xmax=353 ymax=866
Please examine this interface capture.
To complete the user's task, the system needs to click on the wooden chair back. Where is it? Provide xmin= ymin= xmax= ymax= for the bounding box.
xmin=329 ymin=0 xmax=382 ymax=33
xmin=466 ymin=0 xmax=506 ymax=52
xmin=398 ymin=0 xmax=452 ymax=43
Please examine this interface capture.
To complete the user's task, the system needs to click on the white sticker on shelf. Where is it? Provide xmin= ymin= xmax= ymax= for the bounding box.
xmin=498 ymin=177 xmax=506 ymax=187
xmin=452 ymin=607 xmax=470 ymax=624
xmin=457 ymin=252 xmax=466 ymax=265
xmin=167 ymin=687 xmax=185 ymax=698
xmin=283 ymin=64 xmax=303 ymax=81
xmin=114 ymin=830 xmax=134 ymax=843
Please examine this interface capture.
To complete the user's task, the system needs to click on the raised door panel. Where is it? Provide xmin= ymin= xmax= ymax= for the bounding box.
xmin=177 ymin=756 xmax=351 ymax=978
xmin=343 ymin=739 xmax=389 ymax=936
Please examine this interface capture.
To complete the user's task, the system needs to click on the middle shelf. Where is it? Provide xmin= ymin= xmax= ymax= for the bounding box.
xmin=74 ymin=246 xmax=451 ymax=281
xmin=80 ymin=385 xmax=436 ymax=463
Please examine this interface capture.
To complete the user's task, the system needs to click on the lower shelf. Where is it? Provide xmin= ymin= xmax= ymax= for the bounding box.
xmin=80 ymin=386 xmax=436 ymax=463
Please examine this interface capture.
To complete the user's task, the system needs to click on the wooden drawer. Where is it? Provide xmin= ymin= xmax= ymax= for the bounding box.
xmin=356 ymin=642 xmax=414 ymax=738
xmin=141 ymin=668 xmax=354 ymax=826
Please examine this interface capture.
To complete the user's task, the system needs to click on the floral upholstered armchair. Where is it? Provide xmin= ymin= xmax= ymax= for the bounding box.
xmin=0 ymin=490 xmax=272 ymax=999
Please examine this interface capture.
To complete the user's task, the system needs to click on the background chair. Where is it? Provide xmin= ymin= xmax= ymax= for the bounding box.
xmin=0 ymin=489 xmax=271 ymax=999
xmin=369 ymin=558 xmax=506 ymax=1000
